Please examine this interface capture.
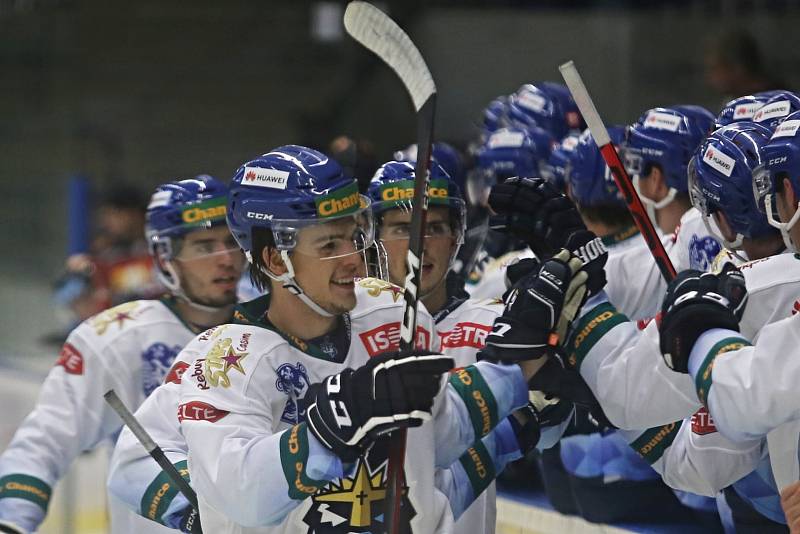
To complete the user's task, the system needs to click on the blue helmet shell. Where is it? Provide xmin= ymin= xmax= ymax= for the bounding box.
xmin=689 ymin=121 xmax=775 ymax=241
xmin=145 ymin=174 xmax=229 ymax=246
xmin=566 ymin=126 xmax=626 ymax=208
xmin=508 ymin=83 xmax=580 ymax=141
xmin=227 ymin=145 xmax=359 ymax=254
xmin=751 ymin=90 xmax=800 ymax=130
xmin=367 ymin=160 xmax=462 ymax=214
xmin=622 ymin=105 xmax=715 ymax=192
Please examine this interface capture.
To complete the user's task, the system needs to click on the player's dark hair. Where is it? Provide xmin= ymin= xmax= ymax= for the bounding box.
xmin=249 ymin=227 xmax=277 ymax=292
xmin=577 ymin=203 xmax=633 ymax=230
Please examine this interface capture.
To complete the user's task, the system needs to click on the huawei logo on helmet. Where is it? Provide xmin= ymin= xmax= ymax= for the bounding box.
xmin=707 ymin=149 xmax=714 ymax=158
xmin=244 ymin=170 xmax=256 ymax=182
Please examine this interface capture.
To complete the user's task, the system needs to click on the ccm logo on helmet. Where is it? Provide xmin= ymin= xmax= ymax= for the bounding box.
xmin=769 ymin=156 xmax=788 ymax=166
xmin=246 ymin=211 xmax=273 ymax=221
xmin=182 ymin=204 xmax=226 ymax=224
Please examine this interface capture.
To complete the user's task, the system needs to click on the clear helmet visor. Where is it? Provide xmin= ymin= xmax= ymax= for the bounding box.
xmin=270 ymin=195 xmax=375 ymax=261
xmin=374 ymin=197 xmax=466 ymax=245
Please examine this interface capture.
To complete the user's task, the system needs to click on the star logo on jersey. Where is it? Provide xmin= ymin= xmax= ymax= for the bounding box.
xmin=357 ymin=278 xmax=404 ymax=302
xmin=303 ymin=449 xmax=415 ymax=533
xmin=204 ymin=337 xmax=249 ymax=388
xmin=90 ymin=302 xmax=143 ymax=335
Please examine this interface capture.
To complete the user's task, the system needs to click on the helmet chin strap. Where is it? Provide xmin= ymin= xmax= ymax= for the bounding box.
xmin=765 ymin=195 xmax=800 ymax=253
xmin=254 ymin=250 xmax=334 ymax=318
xmin=700 ymin=215 xmax=745 ymax=258
xmin=633 ymin=175 xmax=678 ymax=210
xmin=159 ymin=260 xmax=231 ymax=314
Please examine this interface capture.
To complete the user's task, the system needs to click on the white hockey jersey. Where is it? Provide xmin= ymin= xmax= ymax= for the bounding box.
xmin=0 ymin=298 xmax=198 ymax=534
xmin=604 ymin=207 xmax=722 ymax=320
xmin=111 ymin=280 xmax=529 ymax=534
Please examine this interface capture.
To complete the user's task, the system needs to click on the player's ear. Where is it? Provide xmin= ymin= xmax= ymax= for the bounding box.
xmin=263 ymin=246 xmax=287 ymax=276
xmin=784 ymin=177 xmax=797 ymax=207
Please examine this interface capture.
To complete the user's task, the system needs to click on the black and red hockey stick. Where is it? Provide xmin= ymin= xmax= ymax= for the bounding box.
xmin=559 ymin=61 xmax=676 ymax=282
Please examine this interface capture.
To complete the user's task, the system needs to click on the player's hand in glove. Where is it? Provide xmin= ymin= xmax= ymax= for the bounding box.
xmin=305 ymin=350 xmax=455 ymax=462
xmin=479 ymin=249 xmax=588 ymax=362
xmin=488 ymin=177 xmax=586 ymax=258
xmin=659 ymin=263 xmax=748 ymax=373
xmin=0 ymin=521 xmax=27 ymax=534
xmin=528 ymin=354 xmax=615 ymax=430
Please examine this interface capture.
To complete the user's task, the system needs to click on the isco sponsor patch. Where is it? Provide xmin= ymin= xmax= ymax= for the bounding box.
xmin=359 ymin=322 xmax=431 ymax=356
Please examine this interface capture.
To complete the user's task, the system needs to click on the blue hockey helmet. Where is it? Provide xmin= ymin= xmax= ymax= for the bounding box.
xmin=538 ymin=81 xmax=585 ymax=133
xmin=620 ymin=105 xmax=715 ymax=208
xmin=509 ymin=83 xmax=579 ymax=140
xmin=481 ymin=95 xmax=512 ymax=134
xmin=394 ymin=141 xmax=466 ymax=192
xmin=716 ymin=94 xmax=773 ymax=128
xmin=227 ymin=145 xmax=375 ymax=315
xmin=566 ymin=126 xmax=626 ymax=209
xmin=468 ymin=126 xmax=554 ymax=207
xmin=367 ymin=160 xmax=466 ymax=277
xmin=751 ymin=90 xmax=800 ymax=130
xmin=540 ymin=132 xmax=581 ymax=193
xmin=688 ymin=121 xmax=776 ymax=252
xmin=145 ymin=174 xmax=242 ymax=304
xmin=752 ymin=110 xmax=800 ymax=251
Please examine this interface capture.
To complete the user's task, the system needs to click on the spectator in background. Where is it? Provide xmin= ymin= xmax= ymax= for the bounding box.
xmin=53 ymin=184 xmax=162 ymax=333
xmin=704 ymin=28 xmax=786 ymax=105
xmin=328 ymin=134 xmax=379 ymax=193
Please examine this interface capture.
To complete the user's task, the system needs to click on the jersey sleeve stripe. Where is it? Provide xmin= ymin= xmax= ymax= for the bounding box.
xmin=567 ymin=302 xmax=628 ymax=369
xmin=693 ymin=336 xmax=752 ymax=406
xmin=279 ymin=423 xmax=329 ymax=500
xmin=0 ymin=474 xmax=52 ymax=512
xmin=140 ymin=460 xmax=190 ymax=525
xmin=448 ymin=367 xmax=500 ymax=439
xmin=629 ymin=421 xmax=683 ymax=465
xmin=458 ymin=440 xmax=496 ymax=498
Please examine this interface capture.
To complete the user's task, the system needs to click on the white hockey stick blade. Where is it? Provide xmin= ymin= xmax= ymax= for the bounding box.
xmin=559 ymin=61 xmax=611 ymax=146
xmin=344 ymin=1 xmax=436 ymax=112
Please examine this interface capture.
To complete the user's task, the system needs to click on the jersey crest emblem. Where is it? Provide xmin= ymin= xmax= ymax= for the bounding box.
xmin=276 ymin=362 xmax=311 ymax=424
xmin=689 ymin=234 xmax=721 ymax=271
xmin=90 ymin=302 xmax=145 ymax=335
xmin=303 ymin=448 xmax=415 ymax=533
xmin=142 ymin=342 xmax=182 ymax=395
xmin=358 ymin=278 xmax=404 ymax=302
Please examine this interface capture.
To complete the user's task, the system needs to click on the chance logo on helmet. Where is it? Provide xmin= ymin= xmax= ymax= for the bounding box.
xmin=315 ymin=182 xmax=363 ymax=218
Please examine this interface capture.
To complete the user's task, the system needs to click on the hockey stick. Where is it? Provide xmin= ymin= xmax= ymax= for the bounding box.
xmin=343 ymin=3 xmax=436 ymax=532
xmin=559 ymin=61 xmax=677 ymax=282
xmin=104 ymin=390 xmax=199 ymax=509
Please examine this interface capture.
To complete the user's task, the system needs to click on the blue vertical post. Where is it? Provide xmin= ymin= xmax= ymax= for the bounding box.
xmin=67 ymin=175 xmax=91 ymax=255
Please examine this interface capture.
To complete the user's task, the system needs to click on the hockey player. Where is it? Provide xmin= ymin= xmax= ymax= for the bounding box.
xmin=662 ymin=111 xmax=800 ymax=444
xmin=111 ymin=145 xmax=595 ymax=533
xmin=0 ymin=175 xmax=245 ymax=534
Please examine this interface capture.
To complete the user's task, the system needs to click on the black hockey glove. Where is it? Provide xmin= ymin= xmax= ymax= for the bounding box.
xmin=564 ymin=229 xmax=608 ymax=296
xmin=178 ymin=506 xmax=202 ymax=534
xmin=0 ymin=521 xmax=25 ymax=534
xmin=659 ymin=263 xmax=748 ymax=373
xmin=479 ymin=250 xmax=588 ymax=362
xmin=488 ymin=177 xmax=586 ymax=258
xmin=305 ymin=350 xmax=455 ymax=462
xmin=527 ymin=354 xmax=615 ymax=430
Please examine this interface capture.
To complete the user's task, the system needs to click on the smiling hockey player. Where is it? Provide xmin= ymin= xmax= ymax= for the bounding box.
xmin=0 ymin=175 xmax=244 ymax=534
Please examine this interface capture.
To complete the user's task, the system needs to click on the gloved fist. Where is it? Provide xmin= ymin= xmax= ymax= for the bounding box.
xmin=479 ymin=249 xmax=588 ymax=362
xmin=564 ymin=230 xmax=608 ymax=296
xmin=488 ymin=177 xmax=586 ymax=258
xmin=527 ymin=354 xmax=615 ymax=430
xmin=0 ymin=521 xmax=26 ymax=534
xmin=305 ymin=350 xmax=455 ymax=462
xmin=659 ymin=263 xmax=748 ymax=373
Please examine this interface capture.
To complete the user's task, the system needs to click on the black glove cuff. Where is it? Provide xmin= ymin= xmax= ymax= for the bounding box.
xmin=508 ymin=404 xmax=541 ymax=455
xmin=660 ymin=301 xmax=740 ymax=373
